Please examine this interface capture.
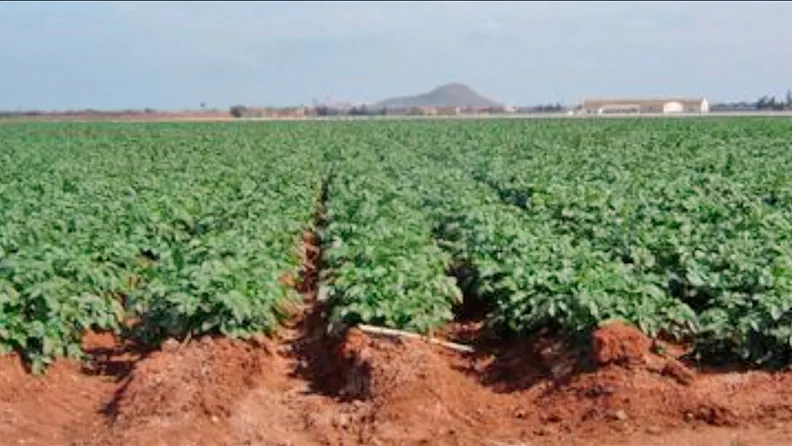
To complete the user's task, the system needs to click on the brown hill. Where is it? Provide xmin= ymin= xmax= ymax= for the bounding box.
xmin=373 ymin=83 xmax=502 ymax=109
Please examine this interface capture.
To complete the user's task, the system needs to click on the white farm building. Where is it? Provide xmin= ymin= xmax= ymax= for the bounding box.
xmin=582 ymin=97 xmax=710 ymax=115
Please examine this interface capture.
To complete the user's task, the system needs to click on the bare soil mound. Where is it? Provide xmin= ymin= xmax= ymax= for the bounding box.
xmin=0 ymin=354 xmax=113 ymax=445
xmin=3 ymin=319 xmax=792 ymax=445
xmin=100 ymin=337 xmax=269 ymax=446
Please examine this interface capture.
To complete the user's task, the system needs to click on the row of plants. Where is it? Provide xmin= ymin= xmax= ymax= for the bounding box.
xmin=319 ymin=135 xmax=461 ymax=334
xmin=1 ymin=123 xmax=320 ymax=372
xmin=424 ymin=118 xmax=792 ymax=365
xmin=4 ymin=118 xmax=792 ymax=371
xmin=309 ymin=119 xmax=792 ymax=366
xmin=365 ymin=124 xmax=695 ymax=344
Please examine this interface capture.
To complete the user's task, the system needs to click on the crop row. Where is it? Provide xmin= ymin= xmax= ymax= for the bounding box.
xmin=365 ymin=125 xmax=693 ymax=338
xmin=4 ymin=118 xmax=792 ymax=372
xmin=422 ymin=119 xmax=792 ymax=364
xmin=317 ymin=119 xmax=792 ymax=365
xmin=319 ymin=134 xmax=460 ymax=334
xmin=0 ymin=123 xmax=320 ymax=371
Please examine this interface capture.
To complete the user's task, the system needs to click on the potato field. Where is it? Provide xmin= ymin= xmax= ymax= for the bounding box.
xmin=2 ymin=118 xmax=792 ymax=445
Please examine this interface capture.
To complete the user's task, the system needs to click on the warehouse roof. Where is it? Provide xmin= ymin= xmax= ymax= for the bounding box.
xmin=583 ymin=98 xmax=708 ymax=107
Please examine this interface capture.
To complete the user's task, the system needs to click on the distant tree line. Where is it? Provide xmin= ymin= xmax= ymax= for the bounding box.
xmin=516 ymin=103 xmax=565 ymax=113
xmin=0 ymin=106 xmax=226 ymax=119
xmin=0 ymin=108 xmax=160 ymax=117
xmin=755 ymin=90 xmax=792 ymax=111
xmin=227 ymin=103 xmax=572 ymax=119
xmin=713 ymin=90 xmax=792 ymax=112
xmin=316 ymin=105 xmax=387 ymax=116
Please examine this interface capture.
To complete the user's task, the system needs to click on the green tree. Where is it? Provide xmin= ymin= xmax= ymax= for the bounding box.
xmin=229 ymin=105 xmax=247 ymax=118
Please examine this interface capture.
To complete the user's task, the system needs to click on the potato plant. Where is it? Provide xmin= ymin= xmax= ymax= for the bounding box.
xmin=3 ymin=118 xmax=792 ymax=372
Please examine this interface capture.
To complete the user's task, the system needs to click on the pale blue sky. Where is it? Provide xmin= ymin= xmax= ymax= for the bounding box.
xmin=1 ymin=1 xmax=790 ymax=110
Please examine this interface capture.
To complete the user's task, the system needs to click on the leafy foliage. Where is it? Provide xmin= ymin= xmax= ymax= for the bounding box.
xmin=421 ymin=118 xmax=792 ymax=365
xmin=0 ymin=123 xmax=319 ymax=371
xmin=321 ymin=141 xmax=460 ymax=334
xmin=4 ymin=118 xmax=792 ymax=372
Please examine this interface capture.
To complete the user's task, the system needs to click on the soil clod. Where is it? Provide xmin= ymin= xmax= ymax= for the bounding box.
xmin=591 ymin=321 xmax=652 ymax=366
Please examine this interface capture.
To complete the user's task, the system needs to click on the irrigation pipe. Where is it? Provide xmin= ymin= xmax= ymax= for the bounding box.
xmin=357 ymin=324 xmax=475 ymax=354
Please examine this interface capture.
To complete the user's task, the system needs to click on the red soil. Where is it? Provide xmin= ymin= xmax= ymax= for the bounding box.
xmin=2 ymin=320 xmax=792 ymax=446
xmin=591 ymin=321 xmax=654 ymax=366
xmin=2 ymin=231 xmax=791 ymax=445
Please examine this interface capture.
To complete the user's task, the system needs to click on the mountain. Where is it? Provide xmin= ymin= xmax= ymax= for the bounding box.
xmin=372 ymin=83 xmax=502 ymax=109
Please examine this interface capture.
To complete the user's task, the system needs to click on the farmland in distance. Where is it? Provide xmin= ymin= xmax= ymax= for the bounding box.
xmin=3 ymin=118 xmax=792 ymax=445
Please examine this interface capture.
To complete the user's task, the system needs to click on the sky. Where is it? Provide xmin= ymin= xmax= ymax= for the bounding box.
xmin=1 ymin=1 xmax=790 ymax=110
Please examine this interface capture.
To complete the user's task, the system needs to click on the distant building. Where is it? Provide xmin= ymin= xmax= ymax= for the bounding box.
xmin=582 ymin=98 xmax=710 ymax=114
xmin=419 ymin=107 xmax=438 ymax=116
xmin=435 ymin=106 xmax=461 ymax=116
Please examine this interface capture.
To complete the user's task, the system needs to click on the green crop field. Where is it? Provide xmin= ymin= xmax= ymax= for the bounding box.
xmin=2 ymin=118 xmax=792 ymax=372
